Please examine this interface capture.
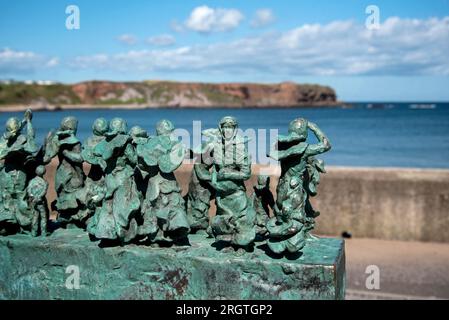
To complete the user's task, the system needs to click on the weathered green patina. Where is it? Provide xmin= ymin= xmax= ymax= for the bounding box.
xmin=0 ymin=112 xmax=343 ymax=299
xmin=0 ymin=110 xmax=44 ymax=236
xmin=81 ymin=118 xmax=109 ymax=220
xmin=0 ymin=228 xmax=345 ymax=300
xmin=86 ymin=118 xmax=141 ymax=243
xmin=136 ymin=119 xmax=190 ymax=244
xmin=26 ymin=165 xmax=49 ymax=237
xmin=194 ymin=117 xmax=256 ymax=249
xmin=185 ymin=160 xmax=214 ymax=233
xmin=251 ymin=175 xmax=275 ymax=238
xmin=44 ymin=116 xmax=88 ymax=227
xmin=267 ymin=119 xmax=331 ymax=255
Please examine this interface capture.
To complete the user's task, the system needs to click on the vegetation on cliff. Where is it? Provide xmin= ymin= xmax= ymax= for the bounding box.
xmin=0 ymin=80 xmax=338 ymax=108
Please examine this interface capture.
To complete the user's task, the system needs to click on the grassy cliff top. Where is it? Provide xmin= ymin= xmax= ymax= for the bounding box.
xmin=0 ymin=80 xmax=339 ymax=109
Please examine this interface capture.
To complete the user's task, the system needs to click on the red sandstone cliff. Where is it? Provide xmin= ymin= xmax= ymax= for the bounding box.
xmin=0 ymin=80 xmax=340 ymax=109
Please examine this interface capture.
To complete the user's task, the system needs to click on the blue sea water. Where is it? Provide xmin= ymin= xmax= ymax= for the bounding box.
xmin=1 ymin=103 xmax=448 ymax=169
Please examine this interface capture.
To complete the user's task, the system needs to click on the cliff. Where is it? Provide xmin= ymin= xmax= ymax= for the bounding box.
xmin=0 ymin=80 xmax=339 ymax=110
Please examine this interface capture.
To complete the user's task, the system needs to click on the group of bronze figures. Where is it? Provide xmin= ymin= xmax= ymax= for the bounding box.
xmin=0 ymin=110 xmax=331 ymax=256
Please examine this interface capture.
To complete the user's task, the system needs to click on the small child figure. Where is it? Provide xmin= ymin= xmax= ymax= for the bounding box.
xmin=252 ymin=175 xmax=275 ymax=237
xmin=27 ymin=165 xmax=49 ymax=236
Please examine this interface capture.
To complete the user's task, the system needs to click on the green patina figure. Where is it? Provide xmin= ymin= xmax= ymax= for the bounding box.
xmin=267 ymin=118 xmax=331 ymax=255
xmin=44 ymin=116 xmax=88 ymax=227
xmin=198 ymin=117 xmax=256 ymax=250
xmin=81 ymin=118 xmax=109 ymax=221
xmin=0 ymin=109 xmax=42 ymax=235
xmin=185 ymin=147 xmax=215 ymax=234
xmin=251 ymin=175 xmax=275 ymax=238
xmin=86 ymin=118 xmax=141 ymax=244
xmin=136 ymin=119 xmax=190 ymax=245
xmin=128 ymin=125 xmax=151 ymax=198
xmin=27 ymin=165 xmax=49 ymax=237
xmin=129 ymin=126 xmax=150 ymax=147
xmin=82 ymin=118 xmax=109 ymax=180
xmin=0 ymin=111 xmax=332 ymax=261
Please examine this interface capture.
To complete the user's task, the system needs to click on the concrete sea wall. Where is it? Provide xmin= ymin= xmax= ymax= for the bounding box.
xmin=309 ymin=167 xmax=449 ymax=243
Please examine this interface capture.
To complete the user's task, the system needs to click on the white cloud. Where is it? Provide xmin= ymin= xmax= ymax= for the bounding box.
xmin=70 ymin=16 xmax=449 ymax=76
xmin=146 ymin=34 xmax=176 ymax=46
xmin=185 ymin=5 xmax=244 ymax=33
xmin=0 ymin=48 xmax=59 ymax=73
xmin=251 ymin=9 xmax=275 ymax=28
xmin=117 ymin=34 xmax=138 ymax=45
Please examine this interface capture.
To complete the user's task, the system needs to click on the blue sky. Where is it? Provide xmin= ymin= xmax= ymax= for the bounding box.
xmin=1 ymin=0 xmax=449 ymax=101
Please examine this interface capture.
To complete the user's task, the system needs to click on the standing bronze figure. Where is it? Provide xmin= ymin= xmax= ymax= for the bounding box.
xmin=267 ymin=118 xmax=331 ymax=255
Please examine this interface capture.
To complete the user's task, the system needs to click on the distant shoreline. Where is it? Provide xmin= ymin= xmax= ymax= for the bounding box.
xmin=0 ymin=101 xmax=346 ymax=113
xmin=0 ymin=80 xmax=341 ymax=111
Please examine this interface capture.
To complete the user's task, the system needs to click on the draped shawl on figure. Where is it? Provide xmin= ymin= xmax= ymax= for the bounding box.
xmin=44 ymin=131 xmax=85 ymax=212
xmin=0 ymin=129 xmax=40 ymax=227
xmin=136 ymin=134 xmax=189 ymax=240
xmin=87 ymin=133 xmax=141 ymax=241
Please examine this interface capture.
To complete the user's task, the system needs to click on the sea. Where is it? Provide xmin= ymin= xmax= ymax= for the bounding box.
xmin=1 ymin=102 xmax=448 ymax=169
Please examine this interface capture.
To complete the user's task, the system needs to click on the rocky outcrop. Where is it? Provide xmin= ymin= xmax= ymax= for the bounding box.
xmin=0 ymin=80 xmax=339 ymax=109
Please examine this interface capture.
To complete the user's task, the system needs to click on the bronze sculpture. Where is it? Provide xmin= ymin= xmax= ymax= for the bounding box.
xmin=0 ymin=110 xmax=42 ymax=235
xmin=86 ymin=118 xmax=141 ymax=244
xmin=27 ymin=165 xmax=49 ymax=236
xmin=44 ymin=116 xmax=88 ymax=228
xmin=0 ymin=112 xmax=331 ymax=259
xmin=136 ymin=119 xmax=190 ymax=245
xmin=251 ymin=175 xmax=275 ymax=238
xmin=197 ymin=117 xmax=256 ymax=250
xmin=185 ymin=143 xmax=215 ymax=234
xmin=81 ymin=118 xmax=109 ymax=223
xmin=267 ymin=118 xmax=331 ymax=255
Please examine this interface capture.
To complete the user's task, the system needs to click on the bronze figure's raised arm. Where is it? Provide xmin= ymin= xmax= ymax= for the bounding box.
xmin=267 ymin=118 xmax=331 ymax=256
